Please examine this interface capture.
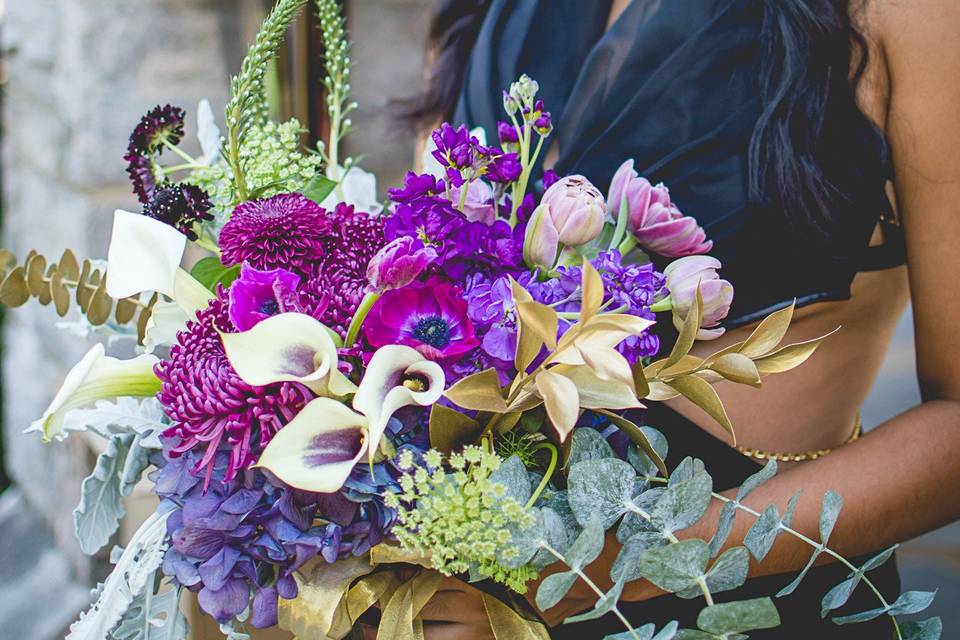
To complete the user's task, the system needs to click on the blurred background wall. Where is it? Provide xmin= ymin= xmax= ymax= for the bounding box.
xmin=0 ymin=1 xmax=954 ymax=639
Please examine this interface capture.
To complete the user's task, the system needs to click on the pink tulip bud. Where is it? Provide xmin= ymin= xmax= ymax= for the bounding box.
xmin=540 ymin=175 xmax=605 ymax=246
xmin=663 ymin=256 xmax=733 ymax=340
xmin=608 ymin=159 xmax=713 ymax=257
xmin=366 ymin=237 xmax=438 ymax=292
xmin=523 ymin=204 xmax=560 ymax=269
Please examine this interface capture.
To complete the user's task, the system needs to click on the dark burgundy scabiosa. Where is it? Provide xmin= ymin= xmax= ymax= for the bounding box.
xmin=143 ymin=184 xmax=214 ymax=240
xmin=124 ymin=104 xmax=186 ymax=203
xmin=155 ymin=291 xmax=314 ymax=486
xmin=300 ymin=203 xmax=387 ymax=339
xmin=219 ymin=193 xmax=332 ymax=276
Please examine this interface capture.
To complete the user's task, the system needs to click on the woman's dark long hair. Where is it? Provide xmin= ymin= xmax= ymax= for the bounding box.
xmin=396 ymin=0 xmax=873 ymax=234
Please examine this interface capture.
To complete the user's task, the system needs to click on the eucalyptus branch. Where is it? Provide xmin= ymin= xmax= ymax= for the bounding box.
xmin=539 ymin=542 xmax=643 ymax=640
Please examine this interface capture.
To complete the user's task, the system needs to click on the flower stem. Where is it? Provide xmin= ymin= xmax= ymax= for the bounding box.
xmin=616 ymin=235 xmax=638 ymax=256
xmin=525 ymin=443 xmax=559 ymax=509
xmin=344 ymin=291 xmax=380 ymax=347
xmin=160 ymin=136 xmax=201 ymax=166
xmin=649 ymin=296 xmax=673 ymax=313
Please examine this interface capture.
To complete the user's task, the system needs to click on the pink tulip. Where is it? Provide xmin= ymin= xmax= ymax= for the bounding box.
xmin=366 ymin=237 xmax=437 ymax=293
xmin=449 ymin=180 xmax=497 ymax=225
xmin=523 ymin=204 xmax=560 ymax=269
xmin=540 ymin=175 xmax=605 ymax=246
xmin=663 ymin=256 xmax=733 ymax=340
xmin=608 ymin=159 xmax=713 ymax=257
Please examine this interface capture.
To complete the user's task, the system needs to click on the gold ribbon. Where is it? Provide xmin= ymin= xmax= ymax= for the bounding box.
xmin=279 ymin=549 xmax=549 ymax=640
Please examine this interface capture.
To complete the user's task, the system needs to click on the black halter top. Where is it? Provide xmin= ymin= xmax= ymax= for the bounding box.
xmin=454 ymin=0 xmax=906 ymax=327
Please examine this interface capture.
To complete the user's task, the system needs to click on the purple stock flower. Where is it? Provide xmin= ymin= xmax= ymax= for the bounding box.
xmin=228 ymin=263 xmax=304 ymax=331
xmin=387 ymin=172 xmax=444 ymax=205
xmin=497 ymin=120 xmax=519 ymax=145
xmin=486 ymin=152 xmax=522 ymax=184
xmin=219 ymin=193 xmax=333 ymax=276
xmin=366 ymin=236 xmax=437 ymax=292
xmin=431 ymin=123 xmax=480 ymax=187
xmin=542 ymin=170 xmax=560 ymax=191
xmin=142 ymin=184 xmax=214 ymax=240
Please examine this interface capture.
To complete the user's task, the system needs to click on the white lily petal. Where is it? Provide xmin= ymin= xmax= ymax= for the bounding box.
xmin=142 ymin=299 xmax=190 ymax=354
xmin=353 ymin=345 xmax=444 ymax=461
xmin=220 ymin=312 xmax=356 ymax=396
xmin=256 ymin=397 xmax=368 ymax=493
xmin=106 ymin=210 xmax=186 ymax=299
xmin=173 ymin=268 xmax=215 ymax=317
xmin=27 ymin=344 xmax=161 ymax=441
xmin=196 ymin=98 xmax=222 ymax=165
xmin=322 ymin=165 xmax=380 ymax=213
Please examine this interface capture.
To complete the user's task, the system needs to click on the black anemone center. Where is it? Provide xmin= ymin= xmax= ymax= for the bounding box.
xmin=259 ymin=299 xmax=280 ymax=315
xmin=412 ymin=315 xmax=451 ymax=349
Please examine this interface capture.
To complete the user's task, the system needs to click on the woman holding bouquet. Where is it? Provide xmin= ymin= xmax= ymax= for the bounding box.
xmin=380 ymin=0 xmax=960 ymax=637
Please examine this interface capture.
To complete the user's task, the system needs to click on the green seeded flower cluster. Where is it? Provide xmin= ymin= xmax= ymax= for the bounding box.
xmin=189 ymin=118 xmax=322 ymax=225
xmin=384 ymin=446 xmax=539 ymax=593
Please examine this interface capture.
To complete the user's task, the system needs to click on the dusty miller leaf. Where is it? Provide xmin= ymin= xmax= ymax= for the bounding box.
xmin=62 ymin=397 xmax=167 ymax=447
xmin=67 ymin=509 xmax=171 ymax=640
xmin=108 ymin=584 xmax=189 ymax=640
xmin=568 ymin=457 xmax=636 ymax=528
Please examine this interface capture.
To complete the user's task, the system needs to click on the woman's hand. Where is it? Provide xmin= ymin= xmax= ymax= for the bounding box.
xmin=360 ymin=575 xmax=495 ymax=640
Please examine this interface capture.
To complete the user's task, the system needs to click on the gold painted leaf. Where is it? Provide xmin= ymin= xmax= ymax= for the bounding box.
xmin=754 ymin=328 xmax=838 ymax=374
xmin=482 ymin=592 xmax=551 ymax=640
xmin=575 ymin=343 xmax=635 ymax=388
xmin=700 ymin=340 xmax=747 ymax=369
xmin=0 ymin=249 xmax=16 ymax=271
xmin=516 ymin=300 xmax=558 ymax=350
xmin=76 ymin=260 xmax=92 ymax=308
xmin=36 ymin=264 xmax=55 ymax=305
xmin=710 ymin=353 xmax=762 ymax=387
xmin=645 ymin=380 xmax=681 ymax=401
xmin=87 ymin=280 xmax=113 ymax=325
xmin=740 ymin=301 xmax=795 ymax=358
xmin=445 ymin=368 xmax=508 ymax=413
xmin=25 ymin=253 xmax=47 ymax=297
xmin=668 ymin=374 xmax=735 ymax=443
xmin=664 ymin=287 xmax=703 ymax=369
xmin=57 ymin=249 xmax=80 ymax=281
xmin=535 ymin=369 xmax=580 ymax=442
xmin=633 ymin=361 xmax=650 ymax=399
xmin=580 ymin=260 xmax=604 ymax=321
xmin=136 ymin=293 xmax=158 ymax=344
xmin=551 ymin=364 xmax=641 ymax=410
xmin=50 ymin=272 xmax=71 ymax=317
xmin=279 ymin=555 xmax=376 ymax=639
xmin=594 ymin=408 xmax=667 ymax=477
xmin=0 ymin=267 xmax=30 ymax=306
xmin=114 ymin=297 xmax=138 ymax=324
xmin=429 ymin=404 xmax=482 ymax=454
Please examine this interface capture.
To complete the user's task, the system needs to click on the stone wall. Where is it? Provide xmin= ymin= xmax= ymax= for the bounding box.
xmin=1 ymin=0 xmax=264 ymax=587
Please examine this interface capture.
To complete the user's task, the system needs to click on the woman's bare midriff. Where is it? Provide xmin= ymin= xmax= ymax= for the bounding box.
xmin=668 ymin=263 xmax=909 ymax=460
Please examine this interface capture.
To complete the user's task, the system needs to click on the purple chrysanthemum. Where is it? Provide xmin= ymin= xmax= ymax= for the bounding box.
xmin=124 ymin=104 xmax=186 ymax=203
xmin=155 ymin=292 xmax=314 ymax=485
xmin=143 ymin=184 xmax=214 ymax=240
xmin=219 ymin=194 xmax=332 ymax=276
xmin=300 ymin=203 xmax=387 ymax=339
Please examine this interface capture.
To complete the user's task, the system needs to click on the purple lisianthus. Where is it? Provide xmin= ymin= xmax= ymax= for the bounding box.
xmin=366 ymin=237 xmax=437 ymax=293
xmin=228 ymin=263 xmax=304 ymax=331
xmin=363 ymin=280 xmax=480 ymax=362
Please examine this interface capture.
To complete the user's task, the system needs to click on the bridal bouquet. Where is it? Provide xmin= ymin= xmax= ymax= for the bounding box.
xmin=4 ymin=1 xmax=941 ymax=639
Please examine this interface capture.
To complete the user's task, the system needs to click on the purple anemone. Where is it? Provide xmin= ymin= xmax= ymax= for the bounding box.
xmin=228 ymin=263 xmax=305 ymax=331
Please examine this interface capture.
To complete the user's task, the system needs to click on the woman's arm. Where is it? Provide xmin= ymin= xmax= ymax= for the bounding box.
xmin=538 ymin=0 xmax=960 ymax=625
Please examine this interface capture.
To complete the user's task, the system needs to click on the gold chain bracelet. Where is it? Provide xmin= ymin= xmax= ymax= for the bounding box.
xmin=735 ymin=415 xmax=862 ymax=463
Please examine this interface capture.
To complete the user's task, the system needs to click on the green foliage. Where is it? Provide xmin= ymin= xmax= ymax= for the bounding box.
xmin=191 ymin=256 xmax=241 ymax=290
xmin=224 ymin=0 xmax=310 ymax=200
xmin=315 ymin=0 xmax=356 ymax=169
xmin=107 ymin=584 xmax=188 ymax=640
xmin=695 ymin=598 xmax=781 ymax=636
xmin=385 ymin=446 xmax=539 ymax=592
xmin=74 ymin=432 xmax=151 ymax=555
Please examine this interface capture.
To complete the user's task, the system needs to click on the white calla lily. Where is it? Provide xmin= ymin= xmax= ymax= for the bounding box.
xmin=26 ymin=344 xmax=160 ymax=441
xmin=322 ymin=165 xmax=380 ymax=213
xmin=255 ymin=398 xmax=369 ymax=493
xmin=105 ymin=209 xmax=212 ymax=317
xmin=106 ymin=210 xmax=186 ymax=299
xmin=352 ymin=345 xmax=444 ymax=465
xmin=142 ymin=299 xmax=190 ymax=353
xmin=220 ymin=312 xmax=356 ymax=397
xmin=254 ymin=344 xmax=445 ymax=492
